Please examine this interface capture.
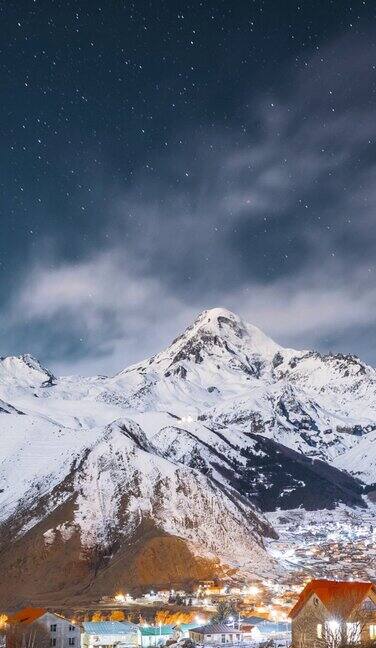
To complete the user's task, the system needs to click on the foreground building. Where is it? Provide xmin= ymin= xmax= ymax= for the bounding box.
xmin=173 ymin=623 xmax=200 ymax=640
xmin=138 ymin=625 xmax=174 ymax=647
xmin=290 ymin=579 xmax=376 ymax=647
xmin=6 ymin=608 xmax=81 ymax=648
xmin=82 ymin=621 xmax=138 ymax=648
xmin=189 ymin=623 xmax=246 ymax=644
xmin=242 ymin=618 xmax=291 ymax=644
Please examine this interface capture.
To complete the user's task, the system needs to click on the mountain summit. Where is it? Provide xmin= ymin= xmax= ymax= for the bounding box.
xmin=0 ymin=308 xmax=374 ymax=605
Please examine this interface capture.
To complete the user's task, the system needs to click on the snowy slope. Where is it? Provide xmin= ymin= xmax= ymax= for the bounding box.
xmin=71 ymin=419 xmax=273 ymax=573
xmin=0 ymin=307 xmax=375 ymax=604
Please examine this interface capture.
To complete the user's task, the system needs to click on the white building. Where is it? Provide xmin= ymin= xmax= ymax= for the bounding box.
xmin=82 ymin=621 xmax=138 ymax=648
xmin=189 ymin=623 xmax=246 ymax=644
xmin=7 ymin=608 xmax=80 ymax=648
xmin=138 ymin=625 xmax=175 ymax=648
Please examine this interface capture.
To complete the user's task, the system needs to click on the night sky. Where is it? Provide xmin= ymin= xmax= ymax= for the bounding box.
xmin=1 ymin=1 xmax=376 ymax=375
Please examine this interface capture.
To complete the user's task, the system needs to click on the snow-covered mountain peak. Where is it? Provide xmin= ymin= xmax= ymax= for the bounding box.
xmin=103 ymin=418 xmax=154 ymax=453
xmin=110 ymin=308 xmax=288 ymax=411
xmin=148 ymin=307 xmax=284 ymax=375
xmin=172 ymin=307 xmax=281 ymax=357
xmin=0 ymin=353 xmax=55 ymax=388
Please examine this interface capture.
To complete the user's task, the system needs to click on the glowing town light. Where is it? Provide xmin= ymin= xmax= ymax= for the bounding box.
xmin=247 ymin=585 xmax=260 ymax=596
xmin=328 ymin=620 xmax=340 ymax=633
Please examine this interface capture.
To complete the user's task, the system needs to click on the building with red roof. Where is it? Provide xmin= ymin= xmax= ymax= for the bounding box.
xmin=6 ymin=608 xmax=81 ymax=648
xmin=290 ymin=579 xmax=376 ymax=647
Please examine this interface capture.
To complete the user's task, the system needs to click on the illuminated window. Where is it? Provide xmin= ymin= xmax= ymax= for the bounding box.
xmin=346 ymin=623 xmax=360 ymax=643
xmin=317 ymin=624 xmax=323 ymax=639
xmin=326 ymin=619 xmax=341 ymax=643
xmin=369 ymin=625 xmax=376 ymax=640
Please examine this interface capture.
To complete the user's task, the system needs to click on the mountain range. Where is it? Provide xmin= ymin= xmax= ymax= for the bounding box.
xmin=0 ymin=308 xmax=374 ymax=608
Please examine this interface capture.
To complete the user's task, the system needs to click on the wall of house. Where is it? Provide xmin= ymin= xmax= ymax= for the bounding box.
xmin=37 ymin=612 xmax=81 ymax=648
xmin=189 ymin=632 xmax=243 ymax=644
xmin=139 ymin=633 xmax=173 ymax=647
xmin=292 ymin=589 xmax=376 ymax=648
xmin=82 ymin=631 xmax=137 ymax=647
xmin=292 ymin=594 xmax=329 ymax=648
xmin=354 ymin=590 xmax=376 ymax=644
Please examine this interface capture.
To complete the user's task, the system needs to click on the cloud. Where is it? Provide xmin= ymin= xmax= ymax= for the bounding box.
xmin=4 ymin=250 xmax=198 ymax=374
xmin=2 ymin=30 xmax=376 ymax=373
xmin=4 ymin=247 xmax=376 ymax=375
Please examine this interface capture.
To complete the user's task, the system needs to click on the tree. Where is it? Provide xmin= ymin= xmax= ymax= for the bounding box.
xmin=211 ymin=601 xmax=238 ymax=623
xmin=91 ymin=611 xmax=103 ymax=622
xmin=6 ymin=622 xmax=50 ymax=648
xmin=110 ymin=610 xmax=125 ymax=621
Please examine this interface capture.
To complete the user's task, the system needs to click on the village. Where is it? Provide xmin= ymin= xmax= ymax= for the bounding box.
xmin=266 ymin=506 xmax=376 ymax=582
xmin=2 ymin=577 xmax=376 ymax=648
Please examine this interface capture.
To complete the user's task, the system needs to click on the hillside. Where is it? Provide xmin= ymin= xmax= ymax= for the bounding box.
xmin=0 ymin=308 xmax=374 ymax=606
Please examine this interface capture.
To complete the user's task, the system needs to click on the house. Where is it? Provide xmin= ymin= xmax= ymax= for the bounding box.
xmin=6 ymin=608 xmax=81 ymax=648
xmin=289 ymin=579 xmax=376 ymax=647
xmin=82 ymin=621 xmax=138 ymax=648
xmin=173 ymin=623 xmax=200 ymax=640
xmin=138 ymin=625 xmax=174 ymax=647
xmin=189 ymin=623 xmax=245 ymax=644
xmin=239 ymin=616 xmax=266 ymax=637
xmin=245 ymin=620 xmax=291 ymax=645
xmin=240 ymin=617 xmax=291 ymax=644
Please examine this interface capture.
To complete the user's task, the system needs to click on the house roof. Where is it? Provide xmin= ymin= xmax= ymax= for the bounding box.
xmin=174 ymin=623 xmax=200 ymax=631
xmin=289 ymin=579 xmax=376 ymax=619
xmin=190 ymin=624 xmax=245 ymax=635
xmin=255 ymin=622 xmax=291 ymax=634
xmin=83 ymin=621 xmax=138 ymax=635
xmin=7 ymin=608 xmax=47 ymax=624
xmin=139 ymin=625 xmax=174 ymax=636
xmin=241 ymin=616 xmax=267 ymax=626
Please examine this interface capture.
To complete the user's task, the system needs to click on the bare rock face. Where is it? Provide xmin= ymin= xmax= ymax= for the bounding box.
xmin=0 ymin=308 xmax=375 ymax=606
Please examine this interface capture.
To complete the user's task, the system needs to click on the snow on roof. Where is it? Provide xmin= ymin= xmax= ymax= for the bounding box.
xmin=139 ymin=625 xmax=174 ymax=636
xmin=83 ymin=621 xmax=138 ymax=635
xmin=190 ymin=624 xmax=245 ymax=635
xmin=173 ymin=623 xmax=199 ymax=631
xmin=241 ymin=616 xmax=268 ymax=625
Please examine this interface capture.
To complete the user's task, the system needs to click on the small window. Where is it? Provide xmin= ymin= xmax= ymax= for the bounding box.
xmin=69 ymin=625 xmax=75 ymax=632
xmin=50 ymin=624 xmax=57 ymax=632
xmin=317 ymin=624 xmax=323 ymax=639
xmin=221 ymin=635 xmax=226 ymax=644
xmin=69 ymin=639 xmax=75 ymax=646
xmin=50 ymin=640 xmax=56 ymax=647
xmin=370 ymin=625 xmax=376 ymax=640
